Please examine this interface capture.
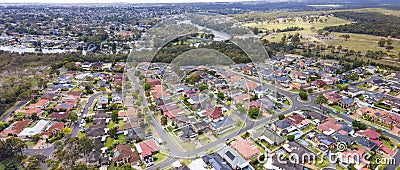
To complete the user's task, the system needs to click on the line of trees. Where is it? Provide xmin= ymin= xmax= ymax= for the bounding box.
xmin=324 ymin=11 xmax=400 ymax=38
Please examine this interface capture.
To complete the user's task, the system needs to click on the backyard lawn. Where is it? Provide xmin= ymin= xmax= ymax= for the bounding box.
xmin=104 ymin=137 xmax=114 ymax=148
xmin=301 ymin=124 xmax=315 ymax=133
xmin=117 ymin=134 xmax=126 ymax=144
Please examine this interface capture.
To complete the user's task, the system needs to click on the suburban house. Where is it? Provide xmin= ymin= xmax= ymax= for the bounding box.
xmin=324 ymin=91 xmax=342 ymax=104
xmin=135 ymin=139 xmax=160 ymax=167
xmin=0 ymin=120 xmax=30 ymax=137
xmin=317 ymin=118 xmax=342 ymax=135
xmin=343 ymin=88 xmax=365 ymax=98
xmin=206 ymin=107 xmax=223 ymax=120
xmin=338 ymin=98 xmax=357 ymax=109
xmin=47 ymin=122 xmax=65 ymax=134
xmin=355 ymin=129 xmax=380 ymax=140
xmin=381 ymin=113 xmax=400 ymax=128
xmin=251 ymin=128 xmax=285 ymax=146
xmin=337 ymin=149 xmax=368 ymax=170
xmin=18 ymin=120 xmax=50 ymax=138
xmin=359 ymin=107 xmax=388 ymax=118
xmin=217 ymin=146 xmax=253 ymax=170
xmin=86 ymin=119 xmax=107 ymax=139
xmin=271 ymin=119 xmax=292 ymax=134
xmin=202 ymin=154 xmax=232 ymax=170
xmin=112 ymin=93 xmax=123 ymax=104
xmin=179 ymin=125 xmax=197 ymax=141
xmin=113 ymin=144 xmax=140 ymax=166
xmin=97 ymin=95 xmax=109 ymax=109
xmin=282 ymin=141 xmax=315 ymax=163
xmin=231 ymin=136 xmax=261 ymax=160
xmin=310 ymin=132 xmax=336 ymax=151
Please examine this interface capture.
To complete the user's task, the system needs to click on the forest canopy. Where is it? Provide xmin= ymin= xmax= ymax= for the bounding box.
xmin=323 ymin=11 xmax=400 ymax=38
xmin=153 ymin=37 xmax=251 ymax=63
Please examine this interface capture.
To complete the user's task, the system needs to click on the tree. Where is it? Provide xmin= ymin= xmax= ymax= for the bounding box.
xmin=250 ymin=95 xmax=259 ymax=101
xmin=111 ymin=110 xmax=118 ymax=122
xmin=315 ymin=94 xmax=328 ymax=109
xmin=340 ymin=34 xmax=350 ymax=41
xmin=287 ymin=135 xmax=295 ymax=141
xmin=248 ymin=107 xmax=260 ymax=119
xmin=62 ymin=127 xmax=72 ymax=135
xmin=50 ymin=137 xmax=94 ymax=169
xmin=24 ymin=154 xmax=47 ymax=170
xmin=30 ymin=112 xmax=39 ymax=120
xmin=32 ymin=134 xmax=40 ymax=142
xmin=108 ymin=127 xmax=117 ymax=138
xmin=216 ymin=92 xmax=225 ymax=100
xmin=252 ymin=27 xmax=259 ymax=35
xmin=299 ymin=91 xmax=308 ymax=101
xmin=64 ymin=62 xmax=77 ymax=70
xmin=144 ymin=83 xmax=151 ymax=91
xmin=348 ymin=163 xmax=356 ymax=170
xmin=199 ymin=84 xmax=208 ymax=91
xmin=161 ymin=116 xmax=168 ymax=126
xmin=187 ymin=74 xmax=201 ymax=85
xmin=278 ymin=114 xmax=285 ymax=120
xmin=120 ymin=164 xmax=135 ymax=170
xmin=378 ymin=38 xmax=386 ymax=47
xmin=316 ymin=29 xmax=324 ymax=35
xmin=77 ymin=136 xmax=94 ymax=163
xmin=386 ymin=45 xmax=394 ymax=52
xmin=386 ymin=39 xmax=393 ymax=45
xmin=0 ymin=137 xmax=27 ymax=160
xmin=351 ymin=120 xmax=367 ymax=131
xmin=68 ymin=112 xmax=78 ymax=122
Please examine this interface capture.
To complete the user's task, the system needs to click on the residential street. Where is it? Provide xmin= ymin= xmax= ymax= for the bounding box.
xmin=0 ymin=100 xmax=26 ymax=121
xmin=22 ymin=92 xmax=101 ymax=157
xmin=146 ymin=72 xmax=399 ymax=170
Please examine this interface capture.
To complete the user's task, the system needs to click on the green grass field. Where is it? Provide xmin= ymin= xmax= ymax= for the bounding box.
xmin=245 ymin=15 xmax=400 ymax=57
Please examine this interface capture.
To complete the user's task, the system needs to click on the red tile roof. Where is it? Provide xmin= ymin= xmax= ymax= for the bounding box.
xmin=114 ymin=144 xmax=134 ymax=162
xmin=146 ymin=78 xmax=161 ymax=87
xmin=48 ymin=122 xmax=65 ymax=133
xmin=356 ymin=129 xmax=380 ymax=140
xmin=380 ymin=145 xmax=394 ymax=156
xmin=317 ymin=118 xmax=342 ymax=132
xmin=286 ymin=114 xmax=305 ymax=125
xmin=0 ymin=120 xmax=30 ymax=136
xmin=231 ymin=136 xmax=261 ymax=160
xmin=245 ymin=101 xmax=261 ymax=109
xmin=206 ymin=107 xmax=222 ymax=120
xmin=50 ymin=112 xmax=70 ymax=119
xmin=138 ymin=139 xmax=159 ymax=158
xmin=25 ymin=108 xmax=43 ymax=117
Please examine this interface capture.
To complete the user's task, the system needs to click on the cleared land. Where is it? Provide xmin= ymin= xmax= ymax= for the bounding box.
xmin=244 ymin=16 xmax=400 ymax=57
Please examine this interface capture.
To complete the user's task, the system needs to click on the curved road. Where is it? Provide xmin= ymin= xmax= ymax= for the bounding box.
xmin=147 ymin=73 xmax=399 ymax=169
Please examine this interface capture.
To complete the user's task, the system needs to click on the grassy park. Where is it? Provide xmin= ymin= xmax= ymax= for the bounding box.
xmin=244 ymin=15 xmax=400 ymax=57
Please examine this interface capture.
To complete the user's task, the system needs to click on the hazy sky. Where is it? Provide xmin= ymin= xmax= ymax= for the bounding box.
xmin=0 ymin=0 xmax=258 ymax=3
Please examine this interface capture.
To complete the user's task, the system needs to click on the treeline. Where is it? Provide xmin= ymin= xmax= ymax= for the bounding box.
xmin=262 ymin=40 xmax=400 ymax=72
xmin=153 ymin=40 xmax=251 ymax=63
xmin=323 ymin=11 xmax=400 ymax=38
xmin=276 ymin=26 xmax=304 ymax=33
